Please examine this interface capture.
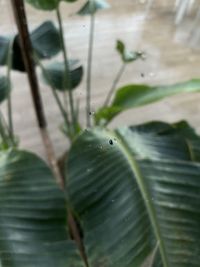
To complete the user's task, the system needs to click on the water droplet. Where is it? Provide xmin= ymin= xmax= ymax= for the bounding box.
xmin=89 ymin=111 xmax=95 ymax=116
xmin=109 ymin=139 xmax=113 ymax=145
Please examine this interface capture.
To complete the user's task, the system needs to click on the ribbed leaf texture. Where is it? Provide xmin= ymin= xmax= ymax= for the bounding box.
xmin=67 ymin=121 xmax=200 ymax=267
xmin=1 ymin=121 xmax=200 ymax=267
xmin=0 ymin=150 xmax=84 ymax=267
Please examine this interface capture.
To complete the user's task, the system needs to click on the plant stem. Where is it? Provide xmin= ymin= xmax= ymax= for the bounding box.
xmin=56 ymin=6 xmax=76 ymax=130
xmin=7 ymin=38 xmax=14 ymax=139
xmin=34 ymin=54 xmax=71 ymax=135
xmin=86 ymin=12 xmax=95 ymax=127
xmin=0 ymin=112 xmax=9 ymax=147
xmin=11 ymin=0 xmax=63 ymax=187
xmin=103 ymin=63 xmax=126 ymax=107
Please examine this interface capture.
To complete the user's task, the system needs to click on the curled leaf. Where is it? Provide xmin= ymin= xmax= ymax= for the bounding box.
xmin=116 ymin=40 xmax=142 ymax=63
xmin=42 ymin=60 xmax=83 ymax=91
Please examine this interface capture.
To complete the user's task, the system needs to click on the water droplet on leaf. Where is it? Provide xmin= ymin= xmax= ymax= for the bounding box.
xmin=109 ymin=139 xmax=113 ymax=145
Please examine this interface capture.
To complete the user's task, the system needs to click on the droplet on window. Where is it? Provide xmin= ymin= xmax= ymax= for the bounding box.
xmin=109 ymin=139 xmax=113 ymax=145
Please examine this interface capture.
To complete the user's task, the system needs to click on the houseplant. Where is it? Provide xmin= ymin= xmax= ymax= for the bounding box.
xmin=0 ymin=0 xmax=200 ymax=266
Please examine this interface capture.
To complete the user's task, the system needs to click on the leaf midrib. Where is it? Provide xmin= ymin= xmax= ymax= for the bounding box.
xmin=114 ymin=131 xmax=170 ymax=267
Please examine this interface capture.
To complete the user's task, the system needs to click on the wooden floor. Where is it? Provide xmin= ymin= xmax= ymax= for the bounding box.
xmin=1 ymin=0 xmax=200 ymax=158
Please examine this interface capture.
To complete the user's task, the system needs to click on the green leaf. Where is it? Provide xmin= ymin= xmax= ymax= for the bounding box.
xmin=116 ymin=40 xmax=142 ymax=63
xmin=0 ymin=149 xmax=84 ymax=267
xmin=127 ymin=121 xmax=200 ymax=162
xmin=25 ymin=0 xmax=78 ymax=11
xmin=31 ymin=21 xmax=62 ymax=59
xmin=78 ymin=0 xmax=110 ymax=15
xmin=66 ymin=122 xmax=200 ymax=267
xmin=0 ymin=21 xmax=61 ymax=72
xmin=0 ymin=76 xmax=10 ymax=103
xmin=95 ymin=79 xmax=200 ymax=124
xmin=42 ymin=61 xmax=83 ymax=91
xmin=0 ymin=37 xmax=10 ymax=66
xmin=147 ymin=120 xmax=200 ymax=162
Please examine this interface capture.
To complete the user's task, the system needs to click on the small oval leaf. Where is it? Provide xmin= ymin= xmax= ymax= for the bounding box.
xmin=31 ymin=21 xmax=62 ymax=59
xmin=42 ymin=61 xmax=83 ymax=91
xmin=25 ymin=0 xmax=78 ymax=11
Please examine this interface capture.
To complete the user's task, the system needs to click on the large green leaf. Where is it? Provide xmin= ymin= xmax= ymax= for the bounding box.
xmin=31 ymin=21 xmax=62 ymax=59
xmin=66 ymin=122 xmax=200 ymax=267
xmin=95 ymin=79 xmax=200 ymax=125
xmin=131 ymin=120 xmax=200 ymax=162
xmin=0 ymin=76 xmax=10 ymax=103
xmin=42 ymin=61 xmax=83 ymax=91
xmin=78 ymin=0 xmax=110 ymax=15
xmin=25 ymin=0 xmax=78 ymax=11
xmin=0 ymin=149 xmax=84 ymax=267
xmin=0 ymin=37 xmax=10 ymax=66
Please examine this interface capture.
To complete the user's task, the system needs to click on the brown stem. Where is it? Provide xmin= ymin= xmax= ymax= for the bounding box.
xmin=68 ymin=212 xmax=89 ymax=267
xmin=11 ymin=2 xmax=89 ymax=266
xmin=10 ymin=0 xmax=63 ymax=186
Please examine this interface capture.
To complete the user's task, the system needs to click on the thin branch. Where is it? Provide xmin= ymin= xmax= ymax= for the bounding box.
xmin=68 ymin=212 xmax=89 ymax=267
xmin=34 ymin=54 xmax=71 ymax=136
xmin=11 ymin=3 xmax=89 ymax=266
xmin=56 ymin=6 xmax=76 ymax=131
xmin=0 ymin=111 xmax=9 ymax=147
xmin=86 ymin=13 xmax=95 ymax=127
xmin=7 ymin=38 xmax=14 ymax=139
xmin=103 ymin=63 xmax=126 ymax=107
xmin=11 ymin=0 xmax=63 ymax=187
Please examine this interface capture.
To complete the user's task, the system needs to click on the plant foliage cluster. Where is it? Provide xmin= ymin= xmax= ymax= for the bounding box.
xmin=0 ymin=0 xmax=200 ymax=266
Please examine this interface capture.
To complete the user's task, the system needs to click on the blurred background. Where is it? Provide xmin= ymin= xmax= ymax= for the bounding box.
xmin=1 ymin=0 xmax=200 ymax=158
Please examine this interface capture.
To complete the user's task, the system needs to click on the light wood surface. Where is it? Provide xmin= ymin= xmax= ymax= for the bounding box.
xmin=1 ymin=0 xmax=200 ymax=159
